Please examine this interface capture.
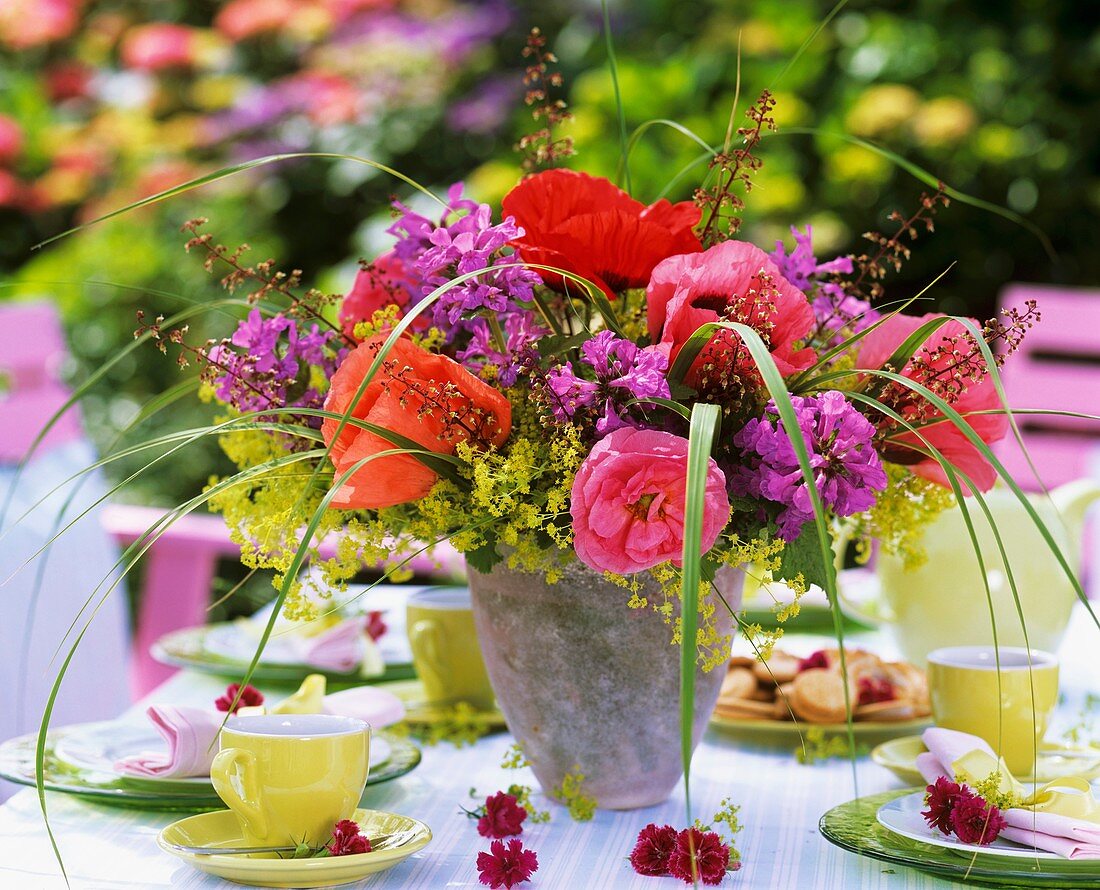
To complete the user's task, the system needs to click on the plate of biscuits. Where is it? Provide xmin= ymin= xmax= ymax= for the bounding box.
xmin=711 ymin=646 xmax=932 ymax=740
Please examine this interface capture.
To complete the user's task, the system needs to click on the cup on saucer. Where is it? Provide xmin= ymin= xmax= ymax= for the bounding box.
xmin=407 ymin=587 xmax=494 ymax=710
xmin=209 ymin=713 xmax=370 ymax=849
xmin=926 ymin=645 xmax=1059 ymax=775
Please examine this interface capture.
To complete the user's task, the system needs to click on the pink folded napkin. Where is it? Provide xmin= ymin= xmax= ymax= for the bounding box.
xmin=114 ymin=687 xmax=406 ymax=779
xmin=1000 ymin=810 xmax=1100 ymax=859
xmin=917 ymin=727 xmax=1100 ymax=859
xmin=302 ymin=618 xmax=365 ymax=672
xmin=322 ymin=687 xmax=405 ymax=728
xmin=114 ymin=705 xmax=222 ymax=778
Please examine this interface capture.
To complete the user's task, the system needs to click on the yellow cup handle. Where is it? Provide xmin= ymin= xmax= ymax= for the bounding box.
xmin=410 ymin=618 xmax=446 ymax=697
xmin=210 ymin=748 xmax=268 ymax=840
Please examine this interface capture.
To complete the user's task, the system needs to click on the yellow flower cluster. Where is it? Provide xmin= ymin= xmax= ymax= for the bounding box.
xmin=553 ymin=766 xmax=597 ymax=822
xmin=852 ymin=463 xmax=955 ymax=568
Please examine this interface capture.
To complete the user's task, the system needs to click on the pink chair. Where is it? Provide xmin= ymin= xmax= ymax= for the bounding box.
xmin=3 ymin=302 xmax=466 ymax=698
xmin=993 ymin=284 xmax=1100 ymax=490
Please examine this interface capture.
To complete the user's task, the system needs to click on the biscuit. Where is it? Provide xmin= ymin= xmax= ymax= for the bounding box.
xmin=718 ymin=667 xmax=757 ymax=703
xmin=752 ymin=651 xmax=801 ymax=685
xmin=790 ymin=668 xmax=852 ymax=724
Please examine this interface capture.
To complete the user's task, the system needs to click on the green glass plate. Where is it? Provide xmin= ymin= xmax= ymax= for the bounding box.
xmin=820 ymin=790 xmax=1100 ymax=887
xmin=151 ymin=625 xmax=416 ymax=688
xmin=0 ymin=727 xmax=421 ymax=811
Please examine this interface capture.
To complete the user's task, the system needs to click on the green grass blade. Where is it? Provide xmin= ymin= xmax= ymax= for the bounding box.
xmin=771 ymin=128 xmax=1057 ymax=261
xmin=769 ymin=0 xmax=849 ymax=91
xmin=680 ymin=402 xmax=722 ymax=830
xmin=35 ymin=153 xmax=447 ymax=250
xmin=602 ymin=0 xmax=632 ymax=194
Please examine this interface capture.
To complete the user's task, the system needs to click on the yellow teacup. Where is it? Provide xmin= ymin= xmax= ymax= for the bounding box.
xmin=209 ymin=714 xmax=370 ymax=849
xmin=407 ymin=587 xmax=494 ymax=711
xmin=927 ymin=646 xmax=1059 ymax=776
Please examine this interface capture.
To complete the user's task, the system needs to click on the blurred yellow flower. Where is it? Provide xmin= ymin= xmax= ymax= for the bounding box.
xmin=911 ymin=97 xmax=976 ymax=147
xmin=844 ymin=84 xmax=921 ymax=137
xmin=826 ymin=143 xmax=891 ymax=183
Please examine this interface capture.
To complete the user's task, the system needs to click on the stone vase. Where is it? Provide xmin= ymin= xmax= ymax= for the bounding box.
xmin=467 ymin=561 xmax=742 ymax=810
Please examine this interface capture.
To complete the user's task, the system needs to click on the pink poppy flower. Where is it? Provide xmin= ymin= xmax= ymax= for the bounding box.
xmin=856 ymin=313 xmax=1008 ymax=492
xmin=646 ymin=240 xmax=816 ymax=387
xmin=570 ymin=427 xmax=729 ymax=575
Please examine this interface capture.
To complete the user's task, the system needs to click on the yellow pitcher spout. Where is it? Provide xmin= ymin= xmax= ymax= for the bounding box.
xmin=1049 ymin=478 xmax=1100 ymax=536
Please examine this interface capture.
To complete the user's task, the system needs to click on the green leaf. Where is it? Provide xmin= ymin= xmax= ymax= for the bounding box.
xmin=775 ymin=525 xmax=830 ymax=592
xmin=680 ymin=402 xmax=722 ymax=831
xmin=463 ymin=535 xmax=502 ymax=575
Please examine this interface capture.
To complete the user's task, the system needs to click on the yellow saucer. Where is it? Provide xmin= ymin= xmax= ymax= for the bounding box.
xmin=158 ymin=807 xmax=431 ymax=888
xmin=872 ymin=735 xmax=1100 ymax=786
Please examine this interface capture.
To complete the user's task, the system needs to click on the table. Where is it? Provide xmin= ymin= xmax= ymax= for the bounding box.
xmin=1 ymin=606 xmax=1097 ymax=889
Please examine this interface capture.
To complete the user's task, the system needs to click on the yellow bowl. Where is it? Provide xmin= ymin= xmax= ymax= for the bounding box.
xmin=158 ymin=807 xmax=431 ymax=888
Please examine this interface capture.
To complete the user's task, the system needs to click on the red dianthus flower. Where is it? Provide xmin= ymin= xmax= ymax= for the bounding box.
xmin=629 ymin=823 xmax=679 ymax=876
xmin=214 ymin=683 xmax=264 ymax=714
xmin=327 ymin=819 xmax=372 ymax=856
xmin=477 ymin=791 xmax=528 ymax=839
xmin=476 ymin=838 xmax=539 ymax=889
xmin=949 ymin=791 xmax=1006 ymax=845
xmin=667 ymin=827 xmax=730 ymax=886
xmin=922 ymin=776 xmax=965 ymax=835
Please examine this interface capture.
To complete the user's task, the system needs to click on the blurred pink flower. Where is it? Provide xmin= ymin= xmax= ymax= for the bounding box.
xmin=120 ymin=23 xmax=200 ymax=72
xmin=570 ymin=427 xmax=729 ymax=575
xmin=45 ymin=61 xmax=93 ymax=102
xmin=215 ymin=0 xmax=299 ymax=40
xmin=0 ymin=0 xmax=81 ymax=49
xmin=0 ymin=115 xmax=24 ymax=167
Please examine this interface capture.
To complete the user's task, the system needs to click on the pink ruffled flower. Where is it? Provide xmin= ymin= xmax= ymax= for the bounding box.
xmin=856 ymin=313 xmax=1008 ymax=492
xmin=646 ymin=240 xmax=816 ymax=386
xmin=570 ymin=427 xmax=730 ymax=575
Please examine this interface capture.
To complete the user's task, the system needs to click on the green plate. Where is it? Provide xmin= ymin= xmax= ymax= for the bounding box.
xmin=820 ymin=790 xmax=1100 ymax=887
xmin=379 ymin=679 xmax=507 ymax=729
xmin=151 ymin=625 xmax=416 ymax=688
xmin=0 ymin=727 xmax=421 ymax=810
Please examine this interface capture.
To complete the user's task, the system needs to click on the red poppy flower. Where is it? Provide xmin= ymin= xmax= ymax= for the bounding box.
xmin=629 ymin=823 xmax=678 ymax=876
xmin=501 ymin=169 xmax=702 ymax=298
xmin=214 ymin=683 xmax=264 ymax=714
xmin=667 ymin=827 xmax=730 ymax=886
xmin=327 ymin=819 xmax=372 ymax=856
xmin=477 ymin=792 xmax=528 ymax=839
xmin=476 ymin=838 xmax=539 ymax=889
xmin=856 ymin=313 xmax=1008 ymax=492
xmin=646 ymin=240 xmax=816 ymax=390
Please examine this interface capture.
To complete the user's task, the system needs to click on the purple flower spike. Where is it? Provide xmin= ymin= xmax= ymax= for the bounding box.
xmin=545 ymin=331 xmax=671 ymax=437
xmin=729 ymin=391 xmax=888 ymax=540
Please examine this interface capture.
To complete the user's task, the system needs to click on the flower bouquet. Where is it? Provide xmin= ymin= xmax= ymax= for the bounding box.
xmin=28 ymin=29 xmax=1082 ymax=824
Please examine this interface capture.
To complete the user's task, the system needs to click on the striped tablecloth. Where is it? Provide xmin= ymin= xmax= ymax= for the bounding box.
xmin=1 ymin=606 xmax=1096 ymax=890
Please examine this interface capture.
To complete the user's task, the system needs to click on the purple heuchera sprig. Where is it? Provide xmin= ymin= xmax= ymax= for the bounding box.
xmin=772 ymin=226 xmax=878 ymax=338
xmin=545 ymin=331 xmax=671 ymax=437
xmin=206 ymin=310 xmax=342 ymax=427
xmin=387 ymin=183 xmax=541 ymax=333
xmin=457 ymin=310 xmax=547 ymax=387
xmin=729 ymin=391 xmax=887 ymax=540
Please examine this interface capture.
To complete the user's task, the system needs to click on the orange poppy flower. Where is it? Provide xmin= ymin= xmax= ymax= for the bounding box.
xmin=322 ymin=336 xmax=511 ymax=509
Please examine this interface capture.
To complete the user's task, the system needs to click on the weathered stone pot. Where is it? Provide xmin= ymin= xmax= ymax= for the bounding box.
xmin=467 ymin=561 xmax=742 ymax=810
